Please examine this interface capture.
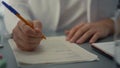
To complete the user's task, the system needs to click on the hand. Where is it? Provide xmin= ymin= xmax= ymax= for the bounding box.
xmin=65 ymin=19 xmax=114 ymax=44
xmin=13 ymin=20 xmax=43 ymax=51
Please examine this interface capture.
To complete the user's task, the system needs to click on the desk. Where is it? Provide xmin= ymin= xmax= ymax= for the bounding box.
xmin=0 ymin=18 xmax=117 ymax=68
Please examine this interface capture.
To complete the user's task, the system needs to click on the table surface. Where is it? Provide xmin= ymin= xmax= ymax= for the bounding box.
xmin=0 ymin=17 xmax=117 ymax=68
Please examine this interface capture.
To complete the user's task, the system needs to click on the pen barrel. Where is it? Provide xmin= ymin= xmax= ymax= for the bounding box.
xmin=16 ymin=14 xmax=34 ymax=29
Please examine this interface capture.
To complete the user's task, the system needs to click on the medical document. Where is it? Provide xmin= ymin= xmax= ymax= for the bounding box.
xmin=8 ymin=36 xmax=98 ymax=64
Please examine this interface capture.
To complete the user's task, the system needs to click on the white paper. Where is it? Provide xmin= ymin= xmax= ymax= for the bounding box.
xmin=92 ymin=41 xmax=115 ymax=57
xmin=9 ymin=36 xmax=98 ymax=64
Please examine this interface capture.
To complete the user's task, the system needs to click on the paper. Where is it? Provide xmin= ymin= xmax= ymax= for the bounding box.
xmin=92 ymin=41 xmax=115 ymax=57
xmin=8 ymin=36 xmax=98 ymax=64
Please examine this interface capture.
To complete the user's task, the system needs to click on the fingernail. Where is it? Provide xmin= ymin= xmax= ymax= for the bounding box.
xmin=70 ymin=39 xmax=74 ymax=43
xmin=76 ymin=41 xmax=79 ymax=44
xmin=89 ymin=41 xmax=93 ymax=44
xmin=76 ymin=40 xmax=82 ymax=44
xmin=66 ymin=37 xmax=70 ymax=41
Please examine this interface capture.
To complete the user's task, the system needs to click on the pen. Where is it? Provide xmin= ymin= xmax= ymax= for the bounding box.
xmin=2 ymin=1 xmax=46 ymax=39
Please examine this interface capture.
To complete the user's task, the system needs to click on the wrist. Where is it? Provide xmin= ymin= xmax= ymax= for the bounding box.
xmin=103 ymin=19 xmax=115 ymax=34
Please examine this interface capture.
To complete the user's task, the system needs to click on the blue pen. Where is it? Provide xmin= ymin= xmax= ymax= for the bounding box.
xmin=2 ymin=1 xmax=46 ymax=39
xmin=1 ymin=1 xmax=34 ymax=28
xmin=2 ymin=1 xmax=19 ymax=15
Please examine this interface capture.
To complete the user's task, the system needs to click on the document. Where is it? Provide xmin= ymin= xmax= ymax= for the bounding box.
xmin=92 ymin=41 xmax=115 ymax=58
xmin=8 ymin=36 xmax=98 ymax=64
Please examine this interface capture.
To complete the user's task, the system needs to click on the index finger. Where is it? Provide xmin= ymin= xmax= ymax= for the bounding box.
xmin=18 ymin=21 xmax=36 ymax=36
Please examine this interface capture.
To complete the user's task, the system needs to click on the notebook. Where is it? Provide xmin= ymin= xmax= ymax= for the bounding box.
xmin=8 ymin=36 xmax=98 ymax=64
xmin=92 ymin=41 xmax=115 ymax=58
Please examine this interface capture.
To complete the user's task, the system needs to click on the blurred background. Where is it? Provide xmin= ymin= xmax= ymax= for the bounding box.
xmin=0 ymin=0 xmax=9 ymax=44
xmin=0 ymin=0 xmax=8 ymax=17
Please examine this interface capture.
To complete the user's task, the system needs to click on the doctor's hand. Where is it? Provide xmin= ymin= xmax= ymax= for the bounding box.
xmin=65 ymin=19 xmax=114 ymax=44
xmin=12 ymin=20 xmax=43 ymax=51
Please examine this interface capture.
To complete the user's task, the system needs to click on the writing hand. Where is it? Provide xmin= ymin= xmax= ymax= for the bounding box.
xmin=13 ymin=20 xmax=43 ymax=51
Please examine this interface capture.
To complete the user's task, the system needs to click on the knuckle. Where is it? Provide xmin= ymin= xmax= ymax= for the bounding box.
xmin=73 ymin=25 xmax=80 ymax=30
xmin=24 ymin=36 xmax=30 ymax=42
xmin=96 ymin=32 xmax=101 ymax=37
xmin=24 ymin=37 xmax=38 ymax=44
xmin=80 ymin=23 xmax=85 ymax=25
xmin=24 ymin=29 xmax=31 ymax=35
xmin=13 ymin=26 xmax=18 ymax=34
xmin=25 ymin=29 xmax=29 ymax=33
xmin=78 ymin=28 xmax=84 ymax=33
xmin=18 ymin=21 xmax=22 ymax=26
xmin=85 ymin=23 xmax=91 ymax=27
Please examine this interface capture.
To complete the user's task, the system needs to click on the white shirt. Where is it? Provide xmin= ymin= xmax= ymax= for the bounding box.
xmin=4 ymin=0 xmax=118 ymax=33
xmin=58 ymin=0 xmax=87 ymax=31
xmin=20 ymin=0 xmax=87 ymax=32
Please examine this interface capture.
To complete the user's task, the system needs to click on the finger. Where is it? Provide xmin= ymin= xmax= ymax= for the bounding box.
xmin=76 ymin=29 xmax=95 ymax=44
xmin=13 ymin=29 xmax=25 ymax=47
xmin=69 ymin=24 xmax=90 ymax=43
xmin=17 ymin=43 xmax=35 ymax=51
xmin=13 ymin=25 xmax=38 ymax=46
xmin=15 ymin=41 xmax=27 ymax=51
xmin=13 ymin=24 xmax=26 ymax=42
xmin=89 ymin=33 xmax=100 ymax=43
xmin=25 ymin=28 xmax=42 ymax=39
xmin=67 ymin=23 xmax=85 ymax=41
xmin=18 ymin=21 xmax=27 ymax=32
xmin=18 ymin=21 xmax=41 ymax=37
xmin=33 ymin=20 xmax=43 ymax=37
xmin=13 ymin=31 xmax=26 ymax=51
xmin=13 ymin=34 xmax=37 ymax=51
xmin=33 ymin=20 xmax=42 ymax=33
xmin=34 ymin=27 xmax=42 ymax=36
xmin=33 ymin=20 xmax=42 ymax=30
xmin=25 ymin=36 xmax=42 ymax=44
xmin=18 ymin=20 xmax=36 ymax=33
xmin=15 ymin=22 xmax=42 ymax=43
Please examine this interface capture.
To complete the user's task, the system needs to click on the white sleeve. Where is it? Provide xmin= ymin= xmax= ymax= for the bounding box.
xmin=111 ymin=9 xmax=120 ymax=23
xmin=111 ymin=9 xmax=120 ymax=34
xmin=3 ymin=0 xmax=33 ymax=34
